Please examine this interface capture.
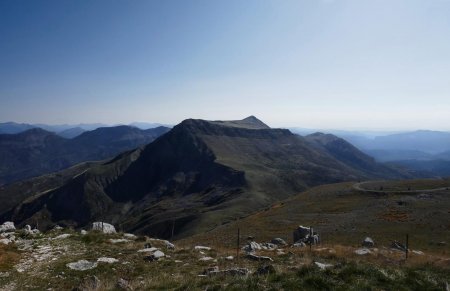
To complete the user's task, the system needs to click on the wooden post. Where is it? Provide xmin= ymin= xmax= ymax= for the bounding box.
xmin=171 ymin=220 xmax=175 ymax=241
xmin=237 ymin=228 xmax=240 ymax=264
xmin=405 ymin=234 xmax=409 ymax=260
xmin=309 ymin=226 xmax=312 ymax=252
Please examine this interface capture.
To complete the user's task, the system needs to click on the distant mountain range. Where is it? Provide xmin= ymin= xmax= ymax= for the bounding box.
xmin=0 ymin=125 xmax=170 ymax=185
xmin=0 ymin=116 xmax=412 ymax=238
xmin=0 ymin=121 xmax=171 ymax=138
xmin=292 ymin=128 xmax=450 ymax=177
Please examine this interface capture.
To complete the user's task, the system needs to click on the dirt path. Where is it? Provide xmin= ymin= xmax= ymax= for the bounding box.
xmin=353 ymin=181 xmax=449 ymax=194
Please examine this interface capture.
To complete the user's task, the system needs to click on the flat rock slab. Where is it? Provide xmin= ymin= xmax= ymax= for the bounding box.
xmin=246 ymin=254 xmax=274 ymax=262
xmin=354 ymin=248 xmax=372 ymax=255
xmin=97 ymin=257 xmax=119 ymax=263
xmin=138 ymin=247 xmax=158 ymax=253
xmin=110 ymin=239 xmax=131 ymax=244
xmin=314 ymin=262 xmax=333 ymax=270
xmin=52 ymin=234 xmax=71 ymax=240
xmin=195 ymin=246 xmax=211 ymax=251
xmin=67 ymin=260 xmax=98 ymax=271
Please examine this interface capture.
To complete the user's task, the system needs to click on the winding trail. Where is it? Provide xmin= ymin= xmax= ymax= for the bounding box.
xmin=353 ymin=181 xmax=450 ymax=194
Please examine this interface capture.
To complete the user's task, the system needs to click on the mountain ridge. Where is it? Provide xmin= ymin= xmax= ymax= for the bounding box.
xmin=0 ymin=116 xmax=413 ymax=239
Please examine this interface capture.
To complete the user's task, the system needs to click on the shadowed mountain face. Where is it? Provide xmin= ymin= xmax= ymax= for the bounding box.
xmin=0 ymin=126 xmax=170 ymax=185
xmin=2 ymin=117 xmax=411 ymax=239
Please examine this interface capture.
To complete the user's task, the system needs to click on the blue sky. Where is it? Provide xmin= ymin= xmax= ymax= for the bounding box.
xmin=1 ymin=0 xmax=450 ymax=130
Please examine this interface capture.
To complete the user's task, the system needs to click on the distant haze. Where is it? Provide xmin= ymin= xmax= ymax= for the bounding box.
xmin=1 ymin=0 xmax=450 ymax=130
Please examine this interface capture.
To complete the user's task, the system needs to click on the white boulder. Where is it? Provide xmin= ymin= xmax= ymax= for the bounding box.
xmin=354 ymin=248 xmax=372 ymax=255
xmin=194 ymin=246 xmax=211 ymax=251
xmin=314 ymin=262 xmax=333 ymax=270
xmin=66 ymin=260 xmax=97 ymax=271
xmin=0 ymin=222 xmax=15 ymax=233
xmin=92 ymin=222 xmax=116 ymax=234
xmin=97 ymin=257 xmax=119 ymax=264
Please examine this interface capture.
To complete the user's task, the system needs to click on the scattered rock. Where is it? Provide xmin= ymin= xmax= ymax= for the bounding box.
xmin=293 ymin=225 xmax=320 ymax=245
xmin=221 ymin=268 xmax=250 ymax=276
xmin=194 ymin=246 xmax=211 ymax=251
xmin=261 ymin=242 xmax=278 ymax=250
xmin=292 ymin=242 xmax=306 ymax=248
xmin=391 ymin=241 xmax=407 ymax=252
xmin=314 ymin=262 xmax=333 ymax=270
xmin=110 ymin=239 xmax=131 ymax=244
xmin=245 ymin=254 xmax=273 ymax=262
xmin=256 ymin=264 xmax=276 ymax=275
xmin=203 ymin=266 xmax=220 ymax=275
xmin=67 ymin=260 xmax=98 ymax=271
xmin=153 ymin=250 xmax=165 ymax=259
xmin=97 ymin=257 xmax=119 ymax=263
xmin=0 ymin=238 xmax=12 ymax=245
xmin=92 ymin=222 xmax=116 ymax=234
xmin=354 ymin=248 xmax=372 ymax=255
xmin=199 ymin=256 xmax=214 ymax=261
xmin=53 ymin=225 xmax=63 ymax=231
xmin=271 ymin=238 xmax=287 ymax=246
xmin=225 ymin=256 xmax=234 ymax=261
xmin=137 ymin=247 xmax=158 ymax=253
xmin=412 ymin=250 xmax=424 ymax=255
xmin=243 ymin=241 xmax=262 ymax=253
xmin=362 ymin=237 xmax=375 ymax=248
xmin=165 ymin=241 xmax=175 ymax=249
xmin=204 ymin=267 xmax=250 ymax=276
xmin=0 ymin=221 xmax=15 ymax=233
xmin=116 ymin=278 xmax=131 ymax=290
xmin=123 ymin=233 xmax=137 ymax=239
xmin=80 ymin=230 xmax=87 ymax=235
xmin=53 ymin=234 xmax=71 ymax=240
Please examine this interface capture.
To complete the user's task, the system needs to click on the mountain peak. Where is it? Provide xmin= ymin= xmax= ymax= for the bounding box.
xmin=208 ymin=116 xmax=270 ymax=130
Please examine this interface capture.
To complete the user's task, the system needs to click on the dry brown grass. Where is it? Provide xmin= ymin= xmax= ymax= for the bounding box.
xmin=0 ymin=244 xmax=21 ymax=272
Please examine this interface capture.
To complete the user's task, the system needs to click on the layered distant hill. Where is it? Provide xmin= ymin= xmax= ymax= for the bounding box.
xmin=0 ymin=126 xmax=170 ymax=185
xmin=1 ymin=116 xmax=412 ymax=238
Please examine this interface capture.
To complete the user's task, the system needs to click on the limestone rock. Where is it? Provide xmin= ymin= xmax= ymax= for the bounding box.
xmin=123 ymin=233 xmax=137 ymax=239
xmin=362 ymin=237 xmax=375 ymax=248
xmin=261 ymin=243 xmax=277 ymax=250
xmin=292 ymin=242 xmax=306 ymax=248
xmin=245 ymin=254 xmax=273 ymax=262
xmin=53 ymin=234 xmax=71 ymax=240
xmin=314 ymin=262 xmax=333 ymax=270
xmin=0 ymin=222 xmax=15 ymax=233
xmin=271 ymin=238 xmax=287 ymax=246
xmin=243 ymin=241 xmax=262 ymax=253
xmin=66 ymin=260 xmax=98 ymax=271
xmin=97 ymin=257 xmax=119 ymax=263
xmin=354 ymin=248 xmax=371 ymax=255
xmin=194 ymin=246 xmax=211 ymax=251
xmin=92 ymin=222 xmax=116 ymax=234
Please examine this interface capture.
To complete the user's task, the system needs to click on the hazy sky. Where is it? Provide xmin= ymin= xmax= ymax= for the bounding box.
xmin=1 ymin=0 xmax=450 ymax=130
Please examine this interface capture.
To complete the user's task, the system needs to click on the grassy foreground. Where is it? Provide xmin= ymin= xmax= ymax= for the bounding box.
xmin=0 ymin=228 xmax=449 ymax=290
